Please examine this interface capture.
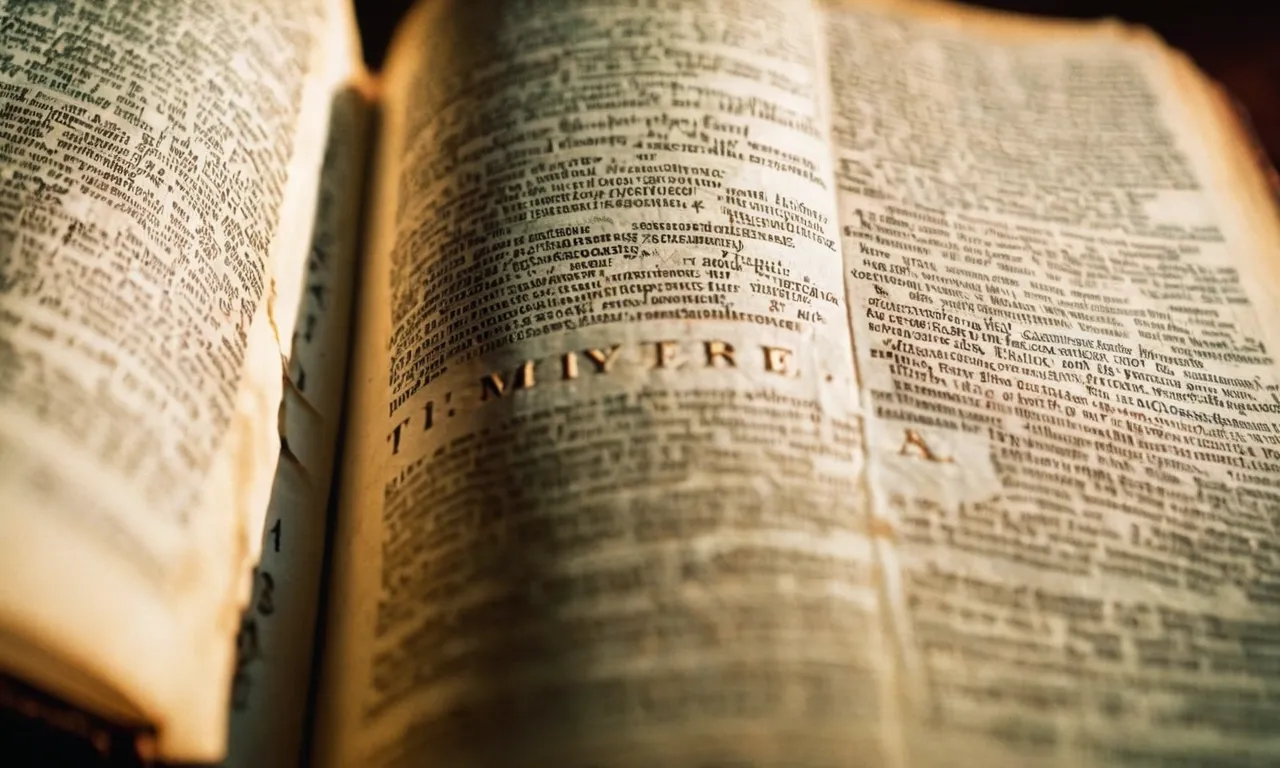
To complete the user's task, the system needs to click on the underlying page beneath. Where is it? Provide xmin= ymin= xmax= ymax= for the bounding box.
xmin=223 ymin=79 xmax=374 ymax=768
xmin=0 ymin=0 xmax=352 ymax=760
xmin=824 ymin=1 xmax=1280 ymax=765
xmin=316 ymin=0 xmax=895 ymax=765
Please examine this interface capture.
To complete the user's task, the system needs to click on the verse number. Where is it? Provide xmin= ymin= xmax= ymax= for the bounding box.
xmin=256 ymin=571 xmax=275 ymax=616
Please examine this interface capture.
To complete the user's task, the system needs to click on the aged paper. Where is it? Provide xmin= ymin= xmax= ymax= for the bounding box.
xmin=309 ymin=0 xmax=1280 ymax=765
xmin=316 ymin=1 xmax=894 ymax=765
xmin=224 ymin=79 xmax=374 ymax=768
xmin=0 ymin=0 xmax=355 ymax=759
xmin=824 ymin=0 xmax=1280 ymax=765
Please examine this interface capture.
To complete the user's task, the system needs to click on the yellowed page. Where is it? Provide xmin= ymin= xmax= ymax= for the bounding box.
xmin=823 ymin=0 xmax=1280 ymax=765
xmin=223 ymin=78 xmax=374 ymax=768
xmin=315 ymin=0 xmax=895 ymax=765
xmin=0 ymin=0 xmax=356 ymax=760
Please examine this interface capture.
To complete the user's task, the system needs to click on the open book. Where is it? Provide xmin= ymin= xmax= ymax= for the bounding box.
xmin=3 ymin=0 xmax=1280 ymax=764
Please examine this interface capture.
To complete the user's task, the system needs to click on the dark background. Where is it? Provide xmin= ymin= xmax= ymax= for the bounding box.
xmin=2 ymin=0 xmax=1277 ymax=766
xmin=356 ymin=0 xmax=1280 ymax=164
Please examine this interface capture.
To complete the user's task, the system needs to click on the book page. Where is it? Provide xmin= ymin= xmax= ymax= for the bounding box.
xmin=223 ymin=78 xmax=374 ymax=768
xmin=0 ymin=0 xmax=354 ymax=760
xmin=316 ymin=0 xmax=897 ymax=765
xmin=824 ymin=0 xmax=1280 ymax=765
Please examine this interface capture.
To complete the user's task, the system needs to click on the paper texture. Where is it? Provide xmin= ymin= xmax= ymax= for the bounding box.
xmin=0 ymin=0 xmax=354 ymax=758
xmin=4 ymin=0 xmax=1277 ymax=764
xmin=316 ymin=1 xmax=893 ymax=765
xmin=825 ymin=0 xmax=1280 ymax=764
xmin=314 ymin=0 xmax=1280 ymax=765
xmin=224 ymin=80 xmax=373 ymax=768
